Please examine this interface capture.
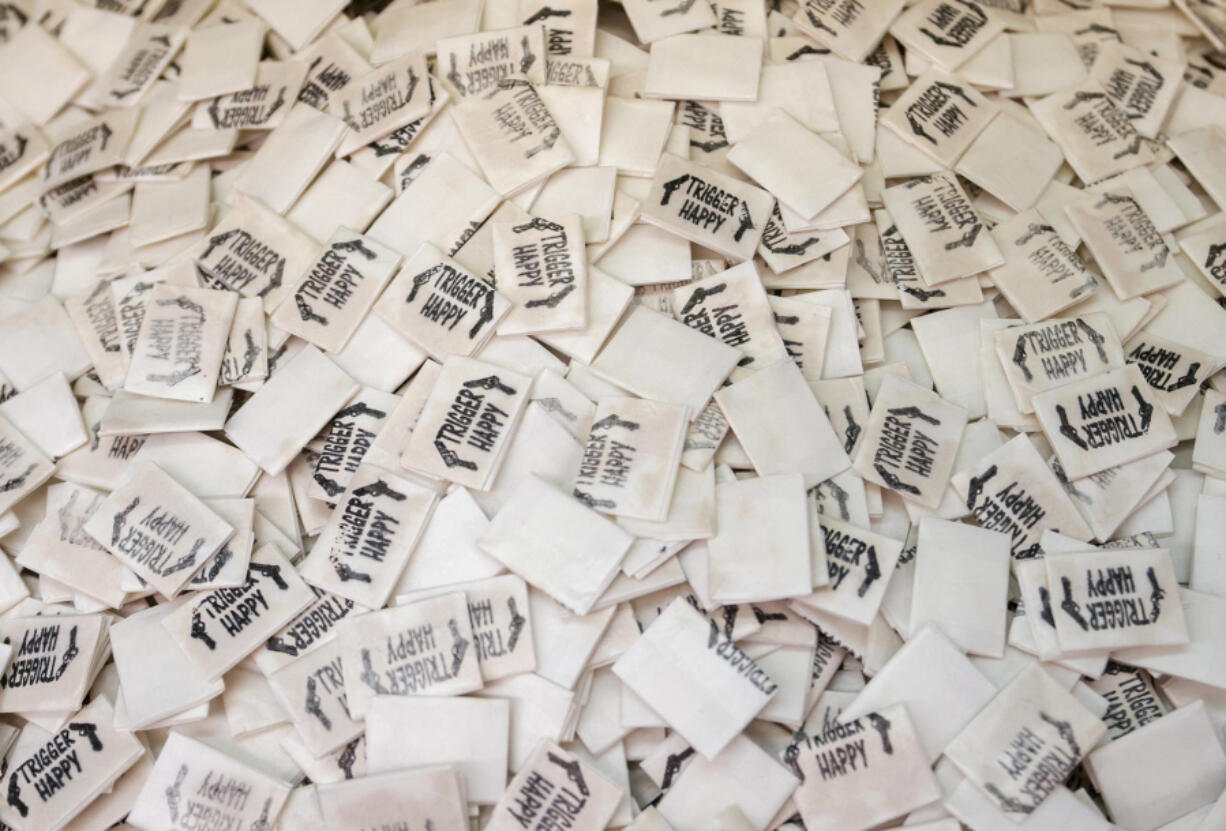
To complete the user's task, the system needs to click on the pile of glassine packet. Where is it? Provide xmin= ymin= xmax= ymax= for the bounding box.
xmin=5 ymin=0 xmax=1226 ymax=827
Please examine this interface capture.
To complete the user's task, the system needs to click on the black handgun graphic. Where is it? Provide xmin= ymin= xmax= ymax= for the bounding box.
xmin=732 ymin=202 xmax=755 ymax=242
xmin=519 ymin=35 xmax=536 ymax=75
xmin=886 ymin=405 xmax=941 ymax=425
xmin=1093 ymin=192 xmax=1136 ymax=214
xmin=660 ymin=0 xmax=697 ymax=15
xmin=446 ymin=53 xmax=464 ymax=96
xmin=263 ymin=86 xmax=287 ymax=121
xmin=1146 ymin=566 xmax=1164 ymax=622
xmin=919 ymin=1 xmax=987 ymax=48
xmin=194 ymin=546 xmax=232 ymax=583
xmin=944 ymin=222 xmax=982 ymax=250
xmin=1113 ymin=132 xmax=1147 ymax=161
xmin=448 ymin=617 xmax=469 ymax=674
xmin=337 ymin=738 xmax=359 ymax=779
xmin=524 ymin=5 xmax=572 ymax=24
xmin=335 ymin=401 xmax=387 ymax=420
xmin=1166 ymin=362 xmax=1200 ymax=392
xmin=875 ymin=463 xmax=921 ymax=495
xmin=96 ymin=122 xmax=113 ymax=151
xmin=535 ymin=397 xmax=577 ymax=421
xmin=295 ymin=295 xmax=327 ymax=325
xmin=313 ymin=473 xmax=345 ymax=498
xmin=853 ymin=237 xmax=885 ymax=284
xmin=787 ymin=44 xmax=831 ymax=62
xmin=660 ymin=173 xmax=690 ymax=205
xmin=679 ymin=282 xmax=725 ymax=315
xmin=1054 ymin=459 xmax=1093 ymax=505
xmin=1015 ymin=223 xmax=1055 ymax=246
xmin=468 ymin=289 xmax=496 ymax=340
xmin=305 ymin=677 xmax=331 ymax=729
xmin=513 ymin=217 xmax=564 ymax=234
xmin=1131 ymin=386 xmax=1153 ymax=432
xmin=230 ymin=329 xmax=259 ymax=381
xmin=866 ymin=712 xmax=893 ymax=754
xmin=524 ymin=126 xmax=561 ymax=159
xmin=546 ymin=751 xmax=589 ymax=795
xmin=1055 ymin=404 xmax=1088 ymax=450
xmin=353 ymin=479 xmax=406 ymax=500
xmin=331 ymin=556 xmax=372 ymax=584
xmin=591 ymin=414 xmax=639 ymax=432
xmin=1214 ymin=402 xmax=1226 ymax=434
xmin=1075 ymin=318 xmax=1109 ymax=364
xmin=67 ymin=721 xmax=103 ymax=751
xmin=803 ymin=7 xmax=838 ymax=36
xmin=573 ymin=488 xmax=616 ymax=510
xmin=266 ymin=635 xmax=298 ymax=656
xmin=464 ymin=374 xmax=517 ymax=395
xmin=4 ymin=768 xmax=27 ymax=818
xmin=764 ymin=235 xmax=823 ymax=256
xmin=398 ymin=152 xmax=431 ymax=186
xmin=985 ymin=782 xmax=1034 ymax=814
xmin=1062 ymin=89 xmax=1106 ymax=110
xmin=1040 ymin=711 xmax=1081 ymax=758
xmin=405 ymin=263 xmax=444 ymax=303
xmin=1 ymin=132 xmax=27 ymax=165
xmin=525 ymin=284 xmax=576 ymax=308
xmin=435 ymin=439 xmax=478 ymax=471
xmin=250 ymin=797 xmax=273 ymax=831
xmin=155 ymin=293 xmax=205 ymax=321
xmin=147 ymin=364 xmax=202 ymax=387
xmin=906 ymin=104 xmax=939 ymax=146
xmin=506 ymin=597 xmax=526 ymax=651
xmin=163 ymin=764 xmax=187 ymax=823
xmin=964 ymin=464 xmax=997 ymax=511
xmin=1123 ymin=55 xmax=1164 ymax=87
xmin=251 ymin=561 xmax=289 ymax=590
xmin=1205 ymin=240 xmax=1226 ymax=273
xmin=857 ymin=545 xmax=881 ymax=598
xmin=1013 ymin=337 xmax=1033 ymax=381
xmin=1073 ymin=22 xmax=1119 ymax=38
xmin=1061 ymin=576 xmax=1089 ymax=630
xmin=899 ymin=283 xmax=946 ymax=302
xmin=112 ymin=495 xmax=139 ymax=546
xmin=46 ymin=630 xmax=77 ymax=687
xmin=783 ymin=735 xmax=804 ymax=780
xmin=1016 ymin=542 xmax=1042 ymax=559
xmin=190 ymin=609 xmax=216 ymax=650
xmin=842 ymin=405 xmax=861 ymax=454
xmin=1038 ymin=586 xmax=1056 ymax=628
xmin=721 ymin=604 xmax=739 ymax=640
xmin=660 ymin=747 xmax=695 ymax=789
xmin=359 ymin=648 xmax=387 ymax=693
xmin=752 ymin=606 xmax=787 ymax=624
xmin=331 ymin=237 xmax=379 ymax=260
xmin=56 ymin=490 xmax=83 ymax=543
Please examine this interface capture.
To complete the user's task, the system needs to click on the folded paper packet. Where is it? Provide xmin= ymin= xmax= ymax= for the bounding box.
xmin=0 ymin=0 xmax=1223 ymax=827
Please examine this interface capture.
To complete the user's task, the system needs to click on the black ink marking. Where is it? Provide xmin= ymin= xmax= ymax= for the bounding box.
xmin=305 ymin=676 xmax=331 ymax=729
xmin=1061 ymin=576 xmax=1089 ymax=630
xmin=546 ymin=751 xmax=589 ymax=795
xmin=1055 ymin=404 xmax=1088 ymax=450
xmin=964 ymin=464 xmax=997 ymax=510
xmin=190 ymin=609 xmax=217 ymax=650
